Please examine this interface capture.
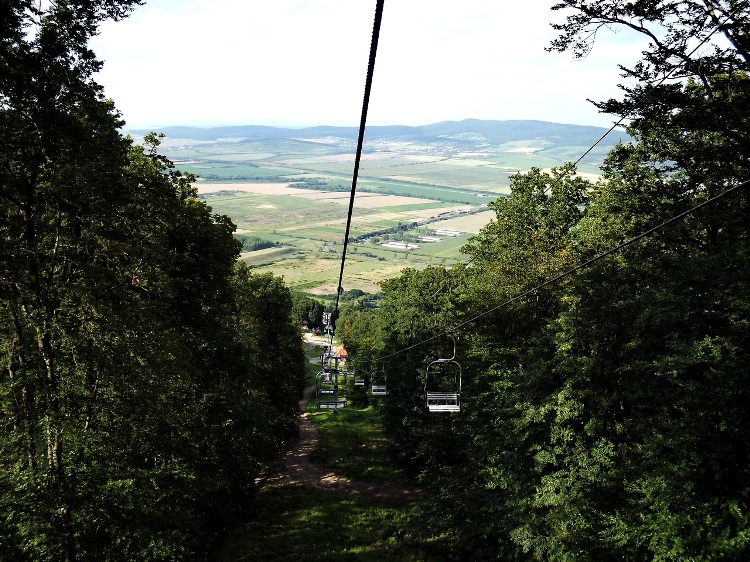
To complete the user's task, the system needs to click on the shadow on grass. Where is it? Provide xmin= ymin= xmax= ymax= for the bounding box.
xmin=306 ymin=403 xmax=412 ymax=486
xmin=216 ymin=485 xmax=447 ymax=561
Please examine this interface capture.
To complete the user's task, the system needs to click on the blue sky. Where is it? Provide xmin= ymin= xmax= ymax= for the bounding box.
xmin=90 ymin=0 xmax=649 ymax=130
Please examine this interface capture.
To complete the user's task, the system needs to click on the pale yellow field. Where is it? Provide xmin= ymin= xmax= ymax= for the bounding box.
xmin=196 ymin=182 xmax=300 ymax=195
xmin=348 ymin=194 xmax=444 ymax=209
xmin=274 ymin=219 xmax=344 ymax=233
xmin=269 ymin=256 xmax=408 ymax=295
xmin=428 ymin=210 xmax=496 ymax=234
xmin=196 ymin=182 xmax=442 ymax=209
xmin=317 ymin=152 xmax=400 ymax=162
xmin=203 ymin=182 xmax=495 ymax=294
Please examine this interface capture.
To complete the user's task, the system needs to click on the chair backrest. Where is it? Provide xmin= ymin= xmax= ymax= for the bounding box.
xmin=425 ymin=359 xmax=461 ymax=412
xmin=370 ymin=370 xmax=387 ymax=396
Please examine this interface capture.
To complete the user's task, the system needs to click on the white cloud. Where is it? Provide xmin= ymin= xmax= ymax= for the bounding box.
xmin=90 ymin=0 xmax=648 ymax=129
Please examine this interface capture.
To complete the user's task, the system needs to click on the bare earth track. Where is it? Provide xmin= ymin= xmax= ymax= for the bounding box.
xmin=260 ymin=384 xmax=424 ymax=505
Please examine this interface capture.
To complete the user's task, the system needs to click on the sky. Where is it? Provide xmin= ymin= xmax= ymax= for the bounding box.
xmin=90 ymin=0 xmax=650 ymax=130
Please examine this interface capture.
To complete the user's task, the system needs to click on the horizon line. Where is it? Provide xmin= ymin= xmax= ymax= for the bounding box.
xmin=123 ymin=117 xmax=626 ymax=132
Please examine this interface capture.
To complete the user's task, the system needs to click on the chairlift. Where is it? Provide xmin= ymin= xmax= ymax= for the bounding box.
xmin=317 ymin=369 xmax=343 ymax=396
xmin=370 ymin=370 xmax=387 ymax=396
xmin=318 ymin=385 xmax=337 ymax=395
xmin=321 ymin=345 xmax=338 ymax=367
xmin=322 ymin=349 xmax=335 ymax=372
xmin=317 ymin=400 xmax=347 ymax=410
xmin=425 ymin=336 xmax=461 ymax=412
xmin=316 ymin=370 xmax=331 ymax=395
xmin=316 ymin=367 xmax=346 ymax=410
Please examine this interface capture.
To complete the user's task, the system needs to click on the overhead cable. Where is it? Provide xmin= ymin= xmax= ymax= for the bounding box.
xmin=377 ymin=178 xmax=750 ymax=360
xmin=461 ymin=8 xmax=738 ymax=270
xmin=329 ymin=0 xmax=385 ymax=346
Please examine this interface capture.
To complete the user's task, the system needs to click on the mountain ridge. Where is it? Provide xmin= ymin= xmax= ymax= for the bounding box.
xmin=129 ymin=118 xmax=631 ymax=148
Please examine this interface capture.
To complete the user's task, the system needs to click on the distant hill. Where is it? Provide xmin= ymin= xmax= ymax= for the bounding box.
xmin=129 ymin=119 xmax=632 ymax=149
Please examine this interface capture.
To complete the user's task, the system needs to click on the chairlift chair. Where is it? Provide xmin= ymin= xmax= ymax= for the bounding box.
xmin=425 ymin=336 xmax=461 ymax=412
xmin=321 ymin=346 xmax=337 ymax=371
xmin=370 ymin=370 xmax=387 ymax=396
xmin=317 ymin=399 xmax=347 ymax=410
xmin=317 ymin=369 xmax=343 ymax=396
xmin=316 ymin=370 xmax=332 ymax=396
xmin=425 ymin=359 xmax=461 ymax=412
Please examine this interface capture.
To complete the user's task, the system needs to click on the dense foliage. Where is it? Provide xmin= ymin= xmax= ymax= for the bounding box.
xmin=291 ymin=291 xmax=326 ymax=330
xmin=235 ymin=234 xmax=277 ymax=252
xmin=338 ymin=2 xmax=750 ymax=559
xmin=0 ymin=2 xmax=304 ymax=560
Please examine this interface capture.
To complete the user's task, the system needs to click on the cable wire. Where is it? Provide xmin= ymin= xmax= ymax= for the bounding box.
xmin=328 ymin=0 xmax=385 ymax=346
xmin=332 ymin=3 xmax=742 ymax=356
xmin=462 ymin=9 xmax=739 ymax=270
xmin=376 ymin=178 xmax=750 ymax=360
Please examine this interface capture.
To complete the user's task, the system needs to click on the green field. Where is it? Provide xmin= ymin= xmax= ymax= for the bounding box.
xmin=201 ymin=186 xmax=491 ymax=295
xmin=145 ymin=121 xmax=619 ymax=295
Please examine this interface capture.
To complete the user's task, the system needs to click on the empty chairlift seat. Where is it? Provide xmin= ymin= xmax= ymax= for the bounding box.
xmin=317 ymin=399 xmax=347 ymax=410
xmin=317 ymin=369 xmax=344 ymax=396
xmin=316 ymin=367 xmax=345 ymax=409
xmin=370 ymin=370 xmax=387 ymax=396
xmin=425 ymin=358 xmax=461 ymax=412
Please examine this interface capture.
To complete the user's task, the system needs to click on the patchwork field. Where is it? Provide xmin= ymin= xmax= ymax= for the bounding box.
xmin=202 ymin=182 xmax=487 ymax=294
xmin=138 ymin=120 xmax=626 ymax=295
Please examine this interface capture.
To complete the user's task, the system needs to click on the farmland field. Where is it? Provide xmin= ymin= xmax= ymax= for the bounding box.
xmin=202 ymin=183 xmax=480 ymax=294
xmin=136 ymin=120 xmax=628 ymax=296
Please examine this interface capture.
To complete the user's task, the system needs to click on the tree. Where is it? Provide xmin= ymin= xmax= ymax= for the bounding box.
xmin=550 ymin=0 xmax=750 ymax=180
xmin=341 ymin=95 xmax=750 ymax=561
xmin=0 ymin=3 xmax=304 ymax=560
xmin=513 ymin=140 xmax=750 ymax=560
xmin=450 ymin=4 xmax=750 ymax=556
xmin=291 ymin=291 xmax=325 ymax=329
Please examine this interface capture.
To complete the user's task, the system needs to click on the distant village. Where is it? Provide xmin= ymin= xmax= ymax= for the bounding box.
xmin=379 ymin=228 xmax=463 ymax=250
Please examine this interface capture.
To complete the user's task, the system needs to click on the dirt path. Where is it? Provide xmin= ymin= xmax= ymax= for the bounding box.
xmin=261 ymin=384 xmax=424 ymax=505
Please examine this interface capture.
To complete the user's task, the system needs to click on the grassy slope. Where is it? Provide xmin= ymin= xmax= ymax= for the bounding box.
xmin=216 ymin=348 xmax=446 ymax=562
xmin=216 ymin=486 xmax=445 ymax=562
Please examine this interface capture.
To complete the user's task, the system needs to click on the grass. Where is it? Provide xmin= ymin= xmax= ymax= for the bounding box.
xmin=404 ymin=234 xmax=471 ymax=259
xmin=373 ymin=200 xmax=452 ymax=211
xmin=216 ymin=487 xmax=447 ymax=562
xmin=239 ymin=247 xmax=296 ymax=266
xmin=430 ymin=209 xmax=496 ymax=233
xmin=180 ymin=163 xmax=288 ymax=179
xmin=166 ymin=130 xmax=612 ymax=295
xmin=229 ymin=224 xmax=472 ymax=293
xmin=305 ymin=357 xmax=323 ymax=385
xmin=215 ymin=346 xmax=447 ymax=562
xmin=358 ymin=179 xmax=491 ymax=204
xmin=221 ymin=201 xmax=360 ymax=231
xmin=307 ymin=346 xmax=324 ymax=359
xmin=306 ymin=402 xmax=411 ymax=485
xmin=251 ymin=253 xmax=407 ymax=294
xmin=205 ymin=189 xmax=491 ymax=294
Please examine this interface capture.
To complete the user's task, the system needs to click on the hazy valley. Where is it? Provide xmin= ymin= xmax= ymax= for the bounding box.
xmin=135 ymin=119 xmax=630 ymax=296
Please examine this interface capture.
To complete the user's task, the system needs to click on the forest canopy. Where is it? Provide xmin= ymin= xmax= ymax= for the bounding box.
xmin=337 ymin=1 xmax=750 ymax=559
xmin=0 ymin=2 xmax=304 ymax=560
xmin=2 ymin=0 xmax=749 ymax=560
